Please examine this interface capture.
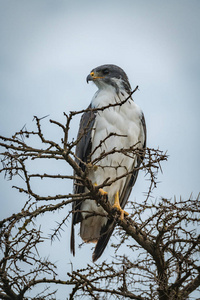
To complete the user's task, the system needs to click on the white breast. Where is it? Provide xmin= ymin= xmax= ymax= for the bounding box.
xmin=80 ymin=86 xmax=144 ymax=242
xmin=90 ymin=88 xmax=143 ymax=199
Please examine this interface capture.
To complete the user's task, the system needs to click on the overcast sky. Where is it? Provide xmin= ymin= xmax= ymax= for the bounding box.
xmin=0 ymin=0 xmax=200 ymax=298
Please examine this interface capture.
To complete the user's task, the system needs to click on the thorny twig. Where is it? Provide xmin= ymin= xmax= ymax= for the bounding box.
xmin=0 ymin=89 xmax=199 ymax=299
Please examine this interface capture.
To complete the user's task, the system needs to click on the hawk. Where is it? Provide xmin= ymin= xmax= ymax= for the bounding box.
xmin=71 ymin=64 xmax=146 ymax=261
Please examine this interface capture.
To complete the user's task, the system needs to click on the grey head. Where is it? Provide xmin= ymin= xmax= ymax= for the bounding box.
xmin=86 ymin=64 xmax=132 ymax=94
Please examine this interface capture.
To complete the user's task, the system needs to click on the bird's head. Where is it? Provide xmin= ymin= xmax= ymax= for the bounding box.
xmin=86 ymin=64 xmax=131 ymax=94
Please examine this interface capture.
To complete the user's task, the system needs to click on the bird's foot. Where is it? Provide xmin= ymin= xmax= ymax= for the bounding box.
xmin=94 ymin=183 xmax=108 ymax=206
xmin=94 ymin=183 xmax=108 ymax=198
xmin=99 ymin=188 xmax=108 ymax=197
xmin=112 ymin=191 xmax=129 ymax=220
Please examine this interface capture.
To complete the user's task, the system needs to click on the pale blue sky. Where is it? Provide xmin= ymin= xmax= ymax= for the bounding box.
xmin=0 ymin=0 xmax=200 ymax=298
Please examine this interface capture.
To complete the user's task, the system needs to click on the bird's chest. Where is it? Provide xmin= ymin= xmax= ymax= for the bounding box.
xmin=90 ymin=98 xmax=141 ymax=173
xmin=92 ymin=106 xmax=137 ymax=154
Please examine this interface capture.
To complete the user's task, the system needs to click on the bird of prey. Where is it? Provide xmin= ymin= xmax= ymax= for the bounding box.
xmin=71 ymin=64 xmax=146 ymax=262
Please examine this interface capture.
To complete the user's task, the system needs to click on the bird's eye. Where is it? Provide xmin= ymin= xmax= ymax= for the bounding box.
xmin=102 ymin=69 xmax=109 ymax=75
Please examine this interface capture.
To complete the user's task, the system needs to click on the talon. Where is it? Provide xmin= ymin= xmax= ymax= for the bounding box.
xmin=94 ymin=183 xmax=108 ymax=197
xmin=113 ymin=191 xmax=129 ymax=220
xmin=99 ymin=188 xmax=108 ymax=197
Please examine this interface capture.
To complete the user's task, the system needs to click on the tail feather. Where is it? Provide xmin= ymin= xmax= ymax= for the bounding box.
xmin=92 ymin=220 xmax=115 ymax=262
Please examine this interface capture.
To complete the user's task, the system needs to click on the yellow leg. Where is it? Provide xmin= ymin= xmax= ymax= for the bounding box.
xmin=113 ymin=191 xmax=129 ymax=220
xmin=94 ymin=183 xmax=108 ymax=197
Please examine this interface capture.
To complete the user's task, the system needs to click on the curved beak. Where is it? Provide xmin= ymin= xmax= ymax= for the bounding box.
xmin=86 ymin=74 xmax=93 ymax=83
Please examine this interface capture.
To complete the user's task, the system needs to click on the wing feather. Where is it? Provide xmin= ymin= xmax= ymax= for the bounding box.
xmin=70 ymin=106 xmax=96 ymax=255
xmin=92 ymin=219 xmax=115 ymax=262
